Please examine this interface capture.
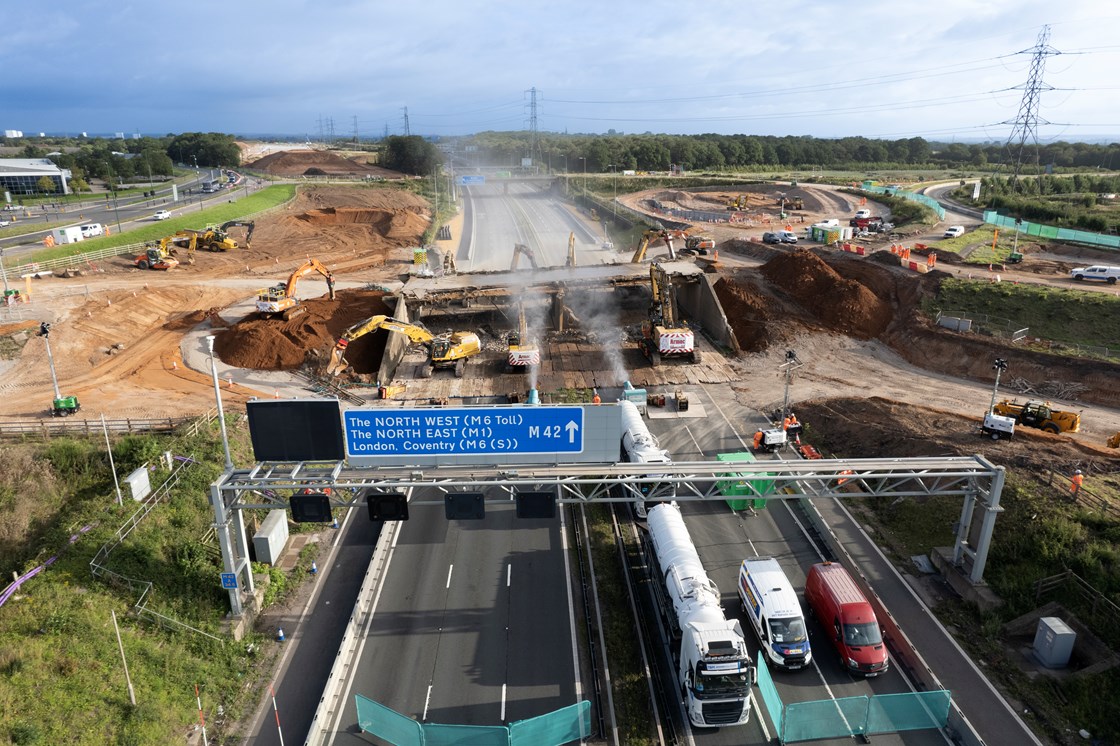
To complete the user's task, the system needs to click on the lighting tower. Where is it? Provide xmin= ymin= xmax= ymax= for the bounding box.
xmin=779 ymin=349 xmax=803 ymax=421
xmin=989 ymin=358 xmax=1008 ymax=415
xmin=1001 ymin=25 xmax=1060 ymax=184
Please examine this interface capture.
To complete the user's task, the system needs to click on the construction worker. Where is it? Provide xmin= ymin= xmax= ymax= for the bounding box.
xmin=782 ymin=415 xmax=792 ymax=430
xmin=753 ymin=429 xmax=764 ymax=450
xmin=591 ymin=389 xmax=601 ymax=406
xmin=1070 ymin=470 xmax=1084 ymax=497
xmin=789 ymin=413 xmax=799 ymax=429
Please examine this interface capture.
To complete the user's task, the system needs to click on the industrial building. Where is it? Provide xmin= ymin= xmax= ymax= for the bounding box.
xmin=0 ymin=158 xmax=71 ymax=197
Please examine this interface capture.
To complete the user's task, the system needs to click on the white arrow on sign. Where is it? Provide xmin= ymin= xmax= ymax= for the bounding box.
xmin=565 ymin=420 xmax=580 ymax=444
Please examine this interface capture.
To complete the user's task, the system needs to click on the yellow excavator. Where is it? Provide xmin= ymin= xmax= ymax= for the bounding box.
xmin=511 ymin=243 xmax=539 ymax=270
xmin=219 ymin=220 xmax=254 ymax=250
xmin=1107 ymin=432 xmax=1120 ymax=448
xmin=327 ymin=315 xmax=481 ymax=378
xmin=640 ymin=262 xmax=699 ymax=366
xmin=565 ymin=232 xmax=577 ymax=267
xmin=631 ymin=229 xmax=682 ymax=263
xmin=256 ymin=258 xmax=335 ymax=320
xmin=507 ymin=301 xmax=541 ymax=373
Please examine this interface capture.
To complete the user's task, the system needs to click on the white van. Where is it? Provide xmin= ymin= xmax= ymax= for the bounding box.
xmin=1070 ymin=265 xmax=1120 ymax=285
xmin=737 ymin=557 xmax=812 ymax=670
xmin=79 ymin=223 xmax=104 ymax=238
xmin=813 ymin=219 xmax=840 ymax=228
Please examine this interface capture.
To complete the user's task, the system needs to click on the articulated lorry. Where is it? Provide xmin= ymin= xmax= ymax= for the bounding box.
xmin=645 ymin=503 xmax=755 ymax=728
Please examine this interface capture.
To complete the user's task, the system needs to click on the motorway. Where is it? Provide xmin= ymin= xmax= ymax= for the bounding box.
xmin=246 ymin=180 xmax=1038 ymax=746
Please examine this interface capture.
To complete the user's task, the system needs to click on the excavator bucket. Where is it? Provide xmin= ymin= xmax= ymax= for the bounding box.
xmin=325 ymin=343 xmax=349 ymax=376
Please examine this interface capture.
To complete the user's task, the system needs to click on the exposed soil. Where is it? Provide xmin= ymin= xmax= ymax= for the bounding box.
xmin=214 ymin=289 xmax=392 ymax=373
xmin=246 ymin=149 xmax=404 ymax=179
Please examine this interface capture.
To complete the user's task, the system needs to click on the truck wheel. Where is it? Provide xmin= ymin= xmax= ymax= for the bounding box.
xmin=137 ymin=260 xmax=149 ymax=270
xmin=1109 ymin=277 xmax=1117 ymax=285
xmin=990 ymin=431 xmax=1001 ymax=440
xmin=1042 ymin=423 xmax=1060 ymax=434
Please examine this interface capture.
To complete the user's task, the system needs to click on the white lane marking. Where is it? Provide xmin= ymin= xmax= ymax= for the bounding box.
xmin=559 ymin=511 xmax=584 ymax=704
xmin=422 ymin=684 xmax=433 ymax=721
xmin=682 ymin=423 xmax=705 ymax=456
xmin=506 ymin=563 xmax=512 ymax=587
xmin=501 ymin=683 xmax=507 ymax=723
xmin=445 ymin=564 xmax=454 ymax=589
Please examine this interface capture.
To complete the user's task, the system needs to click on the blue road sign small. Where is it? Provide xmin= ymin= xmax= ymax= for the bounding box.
xmin=345 ymin=407 xmax=584 ymax=458
xmin=221 ymin=572 xmax=238 ymax=589
xmin=458 ymin=175 xmax=486 ymax=185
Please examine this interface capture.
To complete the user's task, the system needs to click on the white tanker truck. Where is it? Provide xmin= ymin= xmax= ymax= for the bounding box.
xmin=618 ymin=400 xmax=675 ymax=517
xmin=645 ymin=502 xmax=755 ymax=728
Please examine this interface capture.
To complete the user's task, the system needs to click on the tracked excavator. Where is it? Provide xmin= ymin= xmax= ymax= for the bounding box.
xmin=219 ymin=220 xmax=255 ymax=250
xmin=511 ymin=243 xmax=539 ymax=270
xmin=256 ymin=258 xmax=335 ymax=320
xmin=327 ymin=315 xmax=481 ymax=379
xmin=566 ymin=232 xmax=577 ymax=267
xmin=640 ymin=262 xmax=699 ymax=366
xmin=506 ymin=301 xmax=541 ymax=373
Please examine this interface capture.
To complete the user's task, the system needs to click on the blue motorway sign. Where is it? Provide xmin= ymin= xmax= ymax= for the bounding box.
xmin=220 ymin=572 xmax=238 ymax=589
xmin=458 ymin=175 xmax=486 ymax=185
xmin=345 ymin=407 xmax=583 ymax=458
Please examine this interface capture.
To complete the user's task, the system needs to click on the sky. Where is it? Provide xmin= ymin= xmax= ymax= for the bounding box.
xmin=4 ymin=0 xmax=1120 ymax=143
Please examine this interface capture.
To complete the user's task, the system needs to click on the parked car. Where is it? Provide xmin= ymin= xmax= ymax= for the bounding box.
xmin=153 ymin=210 xmax=172 ymax=221
xmin=0 ymin=219 xmax=10 ymax=228
xmin=943 ymin=226 xmax=965 ymax=238
xmin=762 ymin=232 xmax=782 ymax=244
xmin=1069 ymin=265 xmax=1120 ymax=284
xmin=853 ymin=209 xmax=871 ymax=219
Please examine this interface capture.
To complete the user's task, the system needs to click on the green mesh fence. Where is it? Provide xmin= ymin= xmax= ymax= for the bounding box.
xmin=422 ymin=724 xmax=508 ymax=746
xmin=755 ymin=653 xmax=785 ymax=736
xmin=509 ymin=700 xmax=591 ymax=745
xmin=783 ymin=696 xmax=870 ymax=742
xmin=866 ymin=690 xmax=952 ymax=733
xmin=354 ymin=694 xmax=591 ymax=746
xmin=985 ymin=211 xmax=1120 ymax=250
xmin=355 ymin=694 xmax=423 ymax=746
xmin=861 ymin=183 xmax=946 ymax=219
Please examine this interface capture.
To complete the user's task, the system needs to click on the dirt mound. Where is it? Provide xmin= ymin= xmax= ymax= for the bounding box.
xmin=760 ymin=248 xmax=892 ymax=339
xmin=247 ymin=150 xmax=403 ymax=178
xmin=294 ymin=207 xmax=429 ymax=241
xmin=713 ymin=277 xmax=779 ymax=352
xmin=213 ymin=289 xmax=393 ymax=372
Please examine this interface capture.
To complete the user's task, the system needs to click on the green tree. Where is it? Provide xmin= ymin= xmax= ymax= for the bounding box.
xmin=166 ymin=133 xmax=241 ymax=168
xmin=36 ymin=176 xmax=56 ymax=195
xmin=381 ymin=136 xmax=442 ymax=175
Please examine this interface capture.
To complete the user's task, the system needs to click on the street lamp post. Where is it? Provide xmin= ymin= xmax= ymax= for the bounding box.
xmin=104 ymin=162 xmax=124 ymax=234
xmin=205 ymin=335 xmax=235 ymax=471
xmin=608 ymin=164 xmax=618 ymax=216
xmin=0 ymin=248 xmax=9 ymax=295
xmin=989 ymin=358 xmax=1008 ymax=415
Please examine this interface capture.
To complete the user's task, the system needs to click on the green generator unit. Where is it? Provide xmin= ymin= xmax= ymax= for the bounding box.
xmin=717 ymin=452 xmax=775 ymax=510
xmin=51 ymin=395 xmax=81 ymax=417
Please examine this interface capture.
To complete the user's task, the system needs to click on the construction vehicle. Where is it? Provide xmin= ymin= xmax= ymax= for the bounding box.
xmin=218 ymin=220 xmax=255 ymax=250
xmin=644 ymin=503 xmax=755 ymax=727
xmin=38 ymin=322 xmax=80 ymax=417
xmin=640 ymin=263 xmax=699 ymax=366
xmin=134 ymin=245 xmax=179 ymax=271
xmin=565 ymin=232 xmax=577 ymax=267
xmin=1107 ymin=432 xmax=1120 ymax=448
xmin=327 ymin=315 xmax=481 ymax=378
xmin=992 ymin=399 xmax=1080 ymax=434
xmin=684 ymin=235 xmax=714 ymax=255
xmin=784 ymin=196 xmax=804 ymax=210
xmin=511 ymin=243 xmax=539 ymax=270
xmin=256 ymin=258 xmax=335 ymax=320
xmin=631 ymin=229 xmax=682 ymax=263
xmin=506 ymin=301 xmax=541 ymax=373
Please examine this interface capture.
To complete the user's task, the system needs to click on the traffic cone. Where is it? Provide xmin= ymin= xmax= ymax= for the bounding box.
xmin=276 ymin=627 xmax=285 ymax=642
xmin=273 ymin=390 xmax=280 ymax=399
xmin=310 ymin=561 xmax=318 ymax=575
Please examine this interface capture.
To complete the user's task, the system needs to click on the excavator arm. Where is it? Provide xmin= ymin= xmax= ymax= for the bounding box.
xmin=650 ymin=263 xmax=676 ymax=328
xmin=220 ymin=221 xmax=254 ymax=249
xmin=285 ymin=258 xmax=335 ymax=299
xmin=326 ymin=316 xmax=435 ymax=376
xmin=632 ymin=230 xmax=673 ymax=263
xmin=511 ymin=243 xmax=538 ymax=270
xmin=566 ymin=232 xmax=576 ymax=267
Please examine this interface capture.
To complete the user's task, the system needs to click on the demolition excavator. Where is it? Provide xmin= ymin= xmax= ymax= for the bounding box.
xmin=327 ymin=315 xmax=481 ymax=378
xmin=256 ymin=258 xmax=335 ymax=320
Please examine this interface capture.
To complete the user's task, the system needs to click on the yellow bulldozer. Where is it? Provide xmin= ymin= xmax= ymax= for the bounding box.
xmin=326 ymin=315 xmax=481 ymax=378
xmin=992 ymin=399 xmax=1080 ymax=434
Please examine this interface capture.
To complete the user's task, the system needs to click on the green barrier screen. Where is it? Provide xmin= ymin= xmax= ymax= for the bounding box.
xmin=355 ymin=694 xmax=423 ymax=746
xmin=423 ymin=724 xmax=508 ymax=746
xmin=783 ymin=696 xmax=870 ymax=742
xmin=985 ymin=211 xmax=1120 ymax=250
xmin=509 ymin=700 xmax=591 ymax=745
xmin=755 ymin=653 xmax=785 ymax=737
xmin=866 ymin=690 xmax=952 ymax=733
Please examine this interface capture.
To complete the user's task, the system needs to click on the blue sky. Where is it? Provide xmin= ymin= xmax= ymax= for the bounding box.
xmin=3 ymin=0 xmax=1119 ymax=142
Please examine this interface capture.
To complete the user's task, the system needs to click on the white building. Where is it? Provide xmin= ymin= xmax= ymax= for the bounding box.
xmin=0 ymin=158 xmax=71 ymax=196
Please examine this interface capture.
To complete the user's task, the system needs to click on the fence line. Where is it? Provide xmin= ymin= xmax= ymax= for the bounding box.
xmin=0 ymin=415 xmax=195 ymax=439
xmin=984 ymin=210 xmax=1120 ymax=252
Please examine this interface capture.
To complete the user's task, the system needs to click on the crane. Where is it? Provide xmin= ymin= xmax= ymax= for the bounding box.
xmin=511 ymin=243 xmax=539 ymax=270
xmin=256 ymin=258 xmax=335 ymax=320
xmin=326 ymin=315 xmax=481 ymax=379
xmin=640 ymin=262 xmax=699 ymax=366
